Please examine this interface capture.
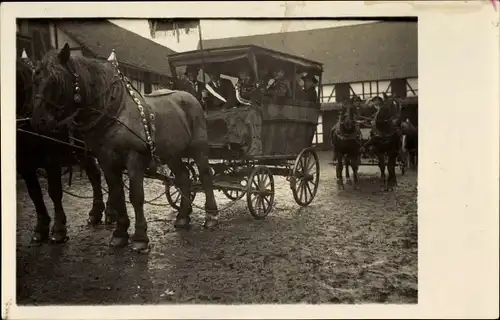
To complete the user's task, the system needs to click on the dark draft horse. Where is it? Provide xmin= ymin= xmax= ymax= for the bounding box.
xmin=400 ymin=104 xmax=418 ymax=171
xmin=330 ymin=97 xmax=363 ymax=190
xmin=30 ymin=44 xmax=219 ymax=252
xmin=16 ymin=58 xmax=115 ymax=245
xmin=365 ymin=94 xmax=402 ymax=191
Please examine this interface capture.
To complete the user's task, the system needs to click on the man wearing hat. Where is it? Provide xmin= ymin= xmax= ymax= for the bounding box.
xmin=183 ymin=65 xmax=205 ymax=103
xmin=204 ymin=67 xmax=237 ymax=110
xmin=265 ymin=66 xmax=292 ymax=100
xmin=301 ymin=73 xmax=319 ymax=103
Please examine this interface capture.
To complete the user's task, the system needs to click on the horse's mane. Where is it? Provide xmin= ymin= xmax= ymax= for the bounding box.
xmin=40 ymin=50 xmax=117 ymax=107
xmin=17 ymin=59 xmax=35 ymax=117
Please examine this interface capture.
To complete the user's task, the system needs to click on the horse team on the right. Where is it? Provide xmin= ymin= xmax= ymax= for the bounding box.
xmin=330 ymin=93 xmax=418 ymax=192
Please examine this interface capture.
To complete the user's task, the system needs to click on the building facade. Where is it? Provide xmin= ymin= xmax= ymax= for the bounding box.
xmin=200 ymin=20 xmax=418 ymax=149
xmin=16 ymin=19 xmax=176 ymax=95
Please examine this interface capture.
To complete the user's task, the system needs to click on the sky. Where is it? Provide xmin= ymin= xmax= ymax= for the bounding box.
xmin=108 ymin=19 xmax=377 ymax=52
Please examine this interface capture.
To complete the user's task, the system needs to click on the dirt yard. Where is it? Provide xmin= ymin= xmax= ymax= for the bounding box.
xmin=16 ymin=150 xmax=418 ymax=305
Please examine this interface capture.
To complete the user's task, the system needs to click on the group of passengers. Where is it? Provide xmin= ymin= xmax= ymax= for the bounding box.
xmin=179 ymin=64 xmax=319 ymax=112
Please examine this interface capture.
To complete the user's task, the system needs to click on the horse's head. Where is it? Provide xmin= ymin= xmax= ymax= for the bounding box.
xmin=31 ymin=44 xmax=117 ymax=133
xmin=374 ymin=96 xmax=401 ymax=133
xmin=340 ymin=98 xmax=358 ymax=132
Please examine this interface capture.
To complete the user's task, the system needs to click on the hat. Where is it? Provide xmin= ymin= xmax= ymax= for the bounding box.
xmin=185 ymin=65 xmax=200 ymax=74
xmin=301 ymin=73 xmax=318 ymax=84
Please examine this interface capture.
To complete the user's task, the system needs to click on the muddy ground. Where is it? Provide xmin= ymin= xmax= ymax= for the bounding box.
xmin=15 ymin=151 xmax=418 ymax=305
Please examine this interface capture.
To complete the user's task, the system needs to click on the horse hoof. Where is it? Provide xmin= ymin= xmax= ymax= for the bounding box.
xmin=174 ymin=218 xmax=191 ymax=229
xmin=346 ymin=179 xmax=352 ymax=185
xmin=104 ymin=215 xmax=116 ymax=225
xmin=89 ymin=202 xmax=105 ymax=217
xmin=49 ymin=232 xmax=69 ymax=244
xmin=30 ymin=232 xmax=48 ymax=245
xmin=87 ymin=216 xmax=102 ymax=226
xmin=203 ymin=218 xmax=218 ymax=229
xmin=354 ymin=185 xmax=360 ymax=190
xmin=109 ymin=236 xmax=129 ymax=248
xmin=130 ymin=241 xmax=150 ymax=253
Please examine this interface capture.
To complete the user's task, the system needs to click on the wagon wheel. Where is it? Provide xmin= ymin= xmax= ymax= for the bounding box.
xmin=290 ymin=148 xmax=320 ymax=206
xmin=246 ymin=166 xmax=275 ymax=219
xmin=221 ymin=166 xmax=247 ymax=201
xmin=165 ymin=162 xmax=197 ymax=210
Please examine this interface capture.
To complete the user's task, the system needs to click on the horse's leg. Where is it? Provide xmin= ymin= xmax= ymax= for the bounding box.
xmin=81 ymin=157 xmax=106 ymax=226
xmin=126 ymin=153 xmax=149 ymax=251
xmin=336 ymin=151 xmax=345 ymax=190
xmin=377 ymin=151 xmax=387 ymax=191
xmin=169 ymin=158 xmax=193 ymax=229
xmin=44 ymin=163 xmax=68 ymax=243
xmin=351 ymin=151 xmax=361 ymax=190
xmin=192 ymin=142 xmax=219 ymax=229
xmin=387 ymin=151 xmax=398 ymax=191
xmin=19 ymin=167 xmax=51 ymax=244
xmin=102 ymin=165 xmax=129 ymax=248
xmin=345 ymin=155 xmax=352 ymax=185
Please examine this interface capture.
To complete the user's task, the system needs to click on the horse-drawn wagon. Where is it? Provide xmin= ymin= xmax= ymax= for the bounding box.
xmin=164 ymin=45 xmax=324 ymax=218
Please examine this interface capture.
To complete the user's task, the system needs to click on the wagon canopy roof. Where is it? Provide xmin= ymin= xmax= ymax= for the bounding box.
xmin=168 ymin=45 xmax=324 ymax=74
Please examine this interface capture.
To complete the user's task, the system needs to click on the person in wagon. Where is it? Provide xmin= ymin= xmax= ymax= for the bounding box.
xmin=204 ymin=66 xmax=237 ymax=111
xmin=265 ymin=66 xmax=292 ymax=100
xmin=235 ymin=67 xmax=256 ymax=106
xmin=184 ymin=64 xmax=205 ymax=103
xmin=301 ymin=72 xmax=319 ymax=103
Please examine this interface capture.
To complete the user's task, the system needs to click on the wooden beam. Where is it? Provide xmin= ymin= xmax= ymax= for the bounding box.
xmin=406 ymin=79 xmax=417 ymax=96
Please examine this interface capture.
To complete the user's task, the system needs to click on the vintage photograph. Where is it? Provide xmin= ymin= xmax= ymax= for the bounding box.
xmin=15 ymin=17 xmax=418 ymax=305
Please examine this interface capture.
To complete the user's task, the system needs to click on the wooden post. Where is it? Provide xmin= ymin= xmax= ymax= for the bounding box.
xmin=198 ymin=21 xmax=206 ymax=84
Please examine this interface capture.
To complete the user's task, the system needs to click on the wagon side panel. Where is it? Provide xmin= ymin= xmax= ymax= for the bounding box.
xmin=260 ymin=100 xmax=320 ymax=156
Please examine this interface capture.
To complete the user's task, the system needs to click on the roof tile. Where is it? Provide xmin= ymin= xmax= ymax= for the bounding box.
xmin=201 ymin=21 xmax=417 ymax=84
xmin=57 ymin=19 xmax=175 ymax=77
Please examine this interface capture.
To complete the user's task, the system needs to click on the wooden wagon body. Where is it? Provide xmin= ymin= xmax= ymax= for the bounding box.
xmin=167 ymin=45 xmax=323 ymax=161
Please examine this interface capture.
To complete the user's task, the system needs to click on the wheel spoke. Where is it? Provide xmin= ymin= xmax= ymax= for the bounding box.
xmin=303 ymin=154 xmax=311 ymax=174
xmin=251 ymin=194 xmax=259 ymax=208
xmin=257 ymin=173 xmax=262 ymax=186
xmin=263 ymin=196 xmax=271 ymax=209
xmin=299 ymin=180 xmax=305 ymax=201
xmin=306 ymin=157 xmax=315 ymax=173
xmin=261 ymin=174 xmax=268 ymax=189
xmin=305 ymin=181 xmax=313 ymax=202
xmin=252 ymin=179 xmax=259 ymax=191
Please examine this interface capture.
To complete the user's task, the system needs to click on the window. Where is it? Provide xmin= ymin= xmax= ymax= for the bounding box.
xmin=152 ymin=83 xmax=163 ymax=91
xmin=321 ymin=85 xmax=335 ymax=103
xmin=312 ymin=115 xmax=323 ymax=145
xmin=406 ymin=78 xmax=418 ymax=97
xmin=130 ymin=78 xmax=144 ymax=94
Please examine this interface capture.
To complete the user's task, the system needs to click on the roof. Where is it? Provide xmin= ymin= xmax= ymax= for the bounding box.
xmin=200 ymin=21 xmax=417 ymax=84
xmin=169 ymin=45 xmax=323 ymax=70
xmin=57 ymin=19 xmax=176 ymax=77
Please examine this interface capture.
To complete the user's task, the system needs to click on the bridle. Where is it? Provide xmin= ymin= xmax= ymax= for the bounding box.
xmin=33 ymin=61 xmax=122 ymax=132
